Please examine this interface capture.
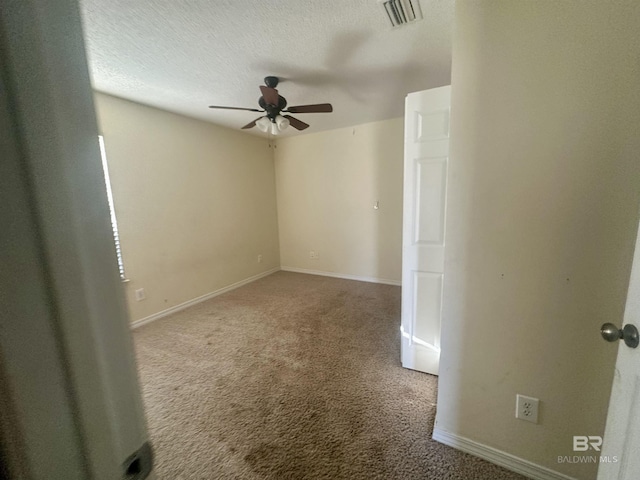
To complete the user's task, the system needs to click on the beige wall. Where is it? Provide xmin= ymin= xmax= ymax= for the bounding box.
xmin=437 ymin=1 xmax=640 ymax=479
xmin=274 ymin=118 xmax=404 ymax=284
xmin=94 ymin=93 xmax=280 ymax=322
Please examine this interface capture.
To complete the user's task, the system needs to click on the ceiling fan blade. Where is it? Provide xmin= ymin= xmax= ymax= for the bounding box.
xmin=260 ymin=85 xmax=279 ymax=106
xmin=285 ymin=103 xmax=333 ymax=114
xmin=241 ymin=117 xmax=264 ymax=129
xmin=208 ymin=105 xmax=263 ymax=112
xmin=284 ymin=115 xmax=310 ymax=131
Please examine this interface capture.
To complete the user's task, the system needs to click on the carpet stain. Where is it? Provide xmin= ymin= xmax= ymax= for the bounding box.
xmin=244 ymin=443 xmax=284 ymax=473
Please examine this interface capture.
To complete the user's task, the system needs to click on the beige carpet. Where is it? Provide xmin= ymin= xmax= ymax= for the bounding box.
xmin=133 ymin=271 xmax=525 ymax=480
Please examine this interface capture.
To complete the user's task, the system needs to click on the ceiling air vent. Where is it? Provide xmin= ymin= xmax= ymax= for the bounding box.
xmin=380 ymin=0 xmax=423 ymax=27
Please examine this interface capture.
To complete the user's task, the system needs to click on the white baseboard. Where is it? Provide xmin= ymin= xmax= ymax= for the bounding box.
xmin=432 ymin=427 xmax=577 ymax=480
xmin=280 ymin=266 xmax=401 ymax=286
xmin=130 ymin=267 xmax=279 ymax=329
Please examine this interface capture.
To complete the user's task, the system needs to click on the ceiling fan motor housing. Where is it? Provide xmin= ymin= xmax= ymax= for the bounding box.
xmin=259 ymin=95 xmax=287 ymax=121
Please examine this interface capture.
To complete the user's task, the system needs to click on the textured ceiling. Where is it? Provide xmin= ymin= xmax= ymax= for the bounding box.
xmin=80 ymin=0 xmax=454 ymax=136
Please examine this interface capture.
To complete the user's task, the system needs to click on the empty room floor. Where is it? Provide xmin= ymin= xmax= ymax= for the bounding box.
xmin=132 ymin=271 xmax=524 ymax=479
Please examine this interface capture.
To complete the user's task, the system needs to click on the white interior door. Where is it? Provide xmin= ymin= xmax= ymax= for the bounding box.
xmin=598 ymin=218 xmax=640 ymax=479
xmin=401 ymin=86 xmax=451 ymax=375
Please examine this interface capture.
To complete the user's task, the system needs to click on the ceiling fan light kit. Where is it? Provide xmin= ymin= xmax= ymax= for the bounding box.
xmin=275 ymin=115 xmax=290 ymax=131
xmin=255 ymin=116 xmax=271 ymax=133
xmin=255 ymin=115 xmax=289 ymax=135
xmin=208 ymin=76 xmax=333 ymax=134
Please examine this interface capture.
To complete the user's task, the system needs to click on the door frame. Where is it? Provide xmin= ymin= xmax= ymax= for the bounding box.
xmin=0 ymin=1 xmax=150 ymax=478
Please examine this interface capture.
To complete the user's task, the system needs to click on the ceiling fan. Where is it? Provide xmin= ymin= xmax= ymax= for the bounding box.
xmin=208 ymin=76 xmax=333 ymax=134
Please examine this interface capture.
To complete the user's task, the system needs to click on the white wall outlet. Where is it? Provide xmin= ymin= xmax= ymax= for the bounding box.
xmin=134 ymin=288 xmax=146 ymax=302
xmin=516 ymin=394 xmax=539 ymax=424
xmin=257 ymin=254 xmax=262 ymax=263
xmin=309 ymin=250 xmax=319 ymax=259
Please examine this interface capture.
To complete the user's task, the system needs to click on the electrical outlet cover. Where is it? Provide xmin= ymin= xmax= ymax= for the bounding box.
xmin=516 ymin=394 xmax=539 ymax=424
